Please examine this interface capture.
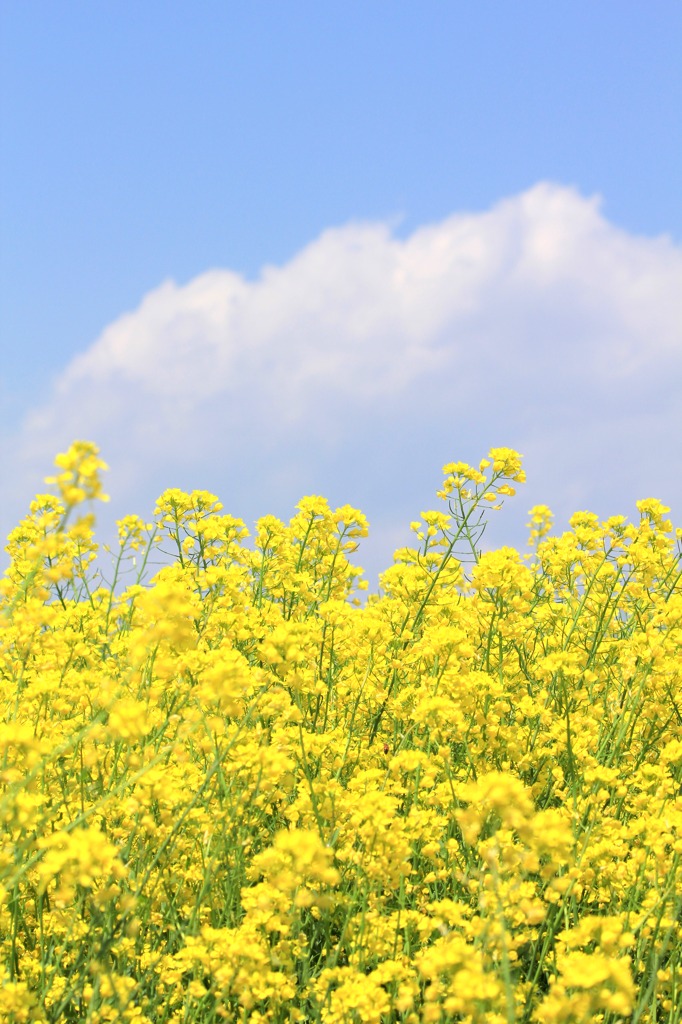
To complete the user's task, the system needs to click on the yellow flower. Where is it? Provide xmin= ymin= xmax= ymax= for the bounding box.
xmin=44 ymin=440 xmax=109 ymax=506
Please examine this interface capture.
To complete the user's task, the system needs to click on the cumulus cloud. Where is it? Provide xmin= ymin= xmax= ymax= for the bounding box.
xmin=4 ymin=183 xmax=682 ymax=583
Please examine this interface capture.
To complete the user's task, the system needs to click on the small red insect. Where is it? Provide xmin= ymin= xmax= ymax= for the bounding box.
xmin=383 ymin=743 xmax=389 ymax=754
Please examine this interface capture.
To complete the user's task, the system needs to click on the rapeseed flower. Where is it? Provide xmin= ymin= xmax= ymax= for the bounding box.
xmin=1 ymin=442 xmax=681 ymax=1021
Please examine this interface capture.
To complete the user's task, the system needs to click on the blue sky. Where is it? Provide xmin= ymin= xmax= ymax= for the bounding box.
xmin=2 ymin=2 xmax=681 ymax=585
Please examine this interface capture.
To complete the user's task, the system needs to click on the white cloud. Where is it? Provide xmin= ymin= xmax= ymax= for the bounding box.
xmin=4 ymin=183 xmax=682 ymax=584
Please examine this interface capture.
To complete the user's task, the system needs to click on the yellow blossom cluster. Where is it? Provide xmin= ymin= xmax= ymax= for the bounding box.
xmin=1 ymin=441 xmax=681 ymax=1022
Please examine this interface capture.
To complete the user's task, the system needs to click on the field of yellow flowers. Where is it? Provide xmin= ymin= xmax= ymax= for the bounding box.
xmin=1 ymin=441 xmax=681 ymax=1023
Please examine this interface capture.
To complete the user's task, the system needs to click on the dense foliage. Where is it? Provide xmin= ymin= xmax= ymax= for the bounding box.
xmin=1 ymin=442 xmax=681 ymax=1023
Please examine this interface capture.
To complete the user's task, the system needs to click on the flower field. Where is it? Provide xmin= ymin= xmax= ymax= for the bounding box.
xmin=1 ymin=441 xmax=681 ymax=1023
